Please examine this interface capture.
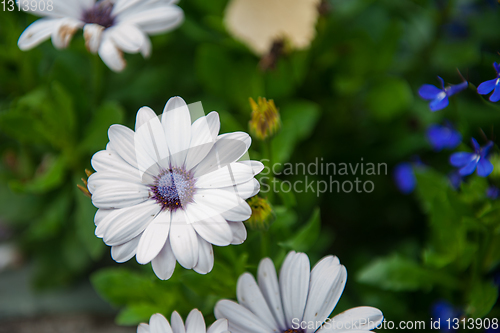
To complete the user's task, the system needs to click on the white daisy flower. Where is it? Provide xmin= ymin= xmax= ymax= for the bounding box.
xmin=224 ymin=0 xmax=320 ymax=56
xmin=138 ymin=310 xmax=229 ymax=333
xmin=18 ymin=0 xmax=184 ymax=72
xmin=215 ymin=251 xmax=384 ymax=333
xmin=87 ymin=96 xmax=263 ymax=280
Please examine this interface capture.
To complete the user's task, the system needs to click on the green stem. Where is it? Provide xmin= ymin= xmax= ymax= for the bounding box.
xmin=91 ymin=54 xmax=104 ymax=109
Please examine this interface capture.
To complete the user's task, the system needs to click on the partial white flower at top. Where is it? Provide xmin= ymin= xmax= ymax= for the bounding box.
xmin=224 ymin=0 xmax=320 ymax=56
xmin=215 ymin=251 xmax=384 ymax=333
xmin=18 ymin=0 xmax=184 ymax=72
xmin=138 ymin=310 xmax=229 ymax=333
xmin=87 ymin=96 xmax=263 ymax=280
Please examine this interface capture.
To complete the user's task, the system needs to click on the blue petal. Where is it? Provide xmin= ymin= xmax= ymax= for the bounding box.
xmin=429 ymin=95 xmax=449 ymax=111
xmin=481 ymin=141 xmax=494 ymax=157
xmin=477 ymin=157 xmax=494 ymax=177
xmin=494 ymin=62 xmax=500 ymax=74
xmin=448 ymin=172 xmax=463 ymax=190
xmin=438 ymin=76 xmax=445 ymax=89
xmin=450 ymin=152 xmax=475 ymax=167
xmin=471 ymin=137 xmax=480 ymax=152
xmin=447 ymin=131 xmax=462 ymax=149
xmin=490 ymin=82 xmax=500 ymax=102
xmin=477 ymin=78 xmax=497 ymax=95
xmin=486 ymin=186 xmax=500 ymax=199
xmin=426 ymin=124 xmax=446 ymax=151
xmin=459 ymin=158 xmax=479 ymax=176
xmin=393 ymin=162 xmax=416 ymax=194
xmin=418 ymin=84 xmax=442 ymax=100
xmin=447 ymin=81 xmax=468 ymax=96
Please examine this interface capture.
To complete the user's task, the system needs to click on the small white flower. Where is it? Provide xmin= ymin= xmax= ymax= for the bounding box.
xmin=18 ymin=0 xmax=184 ymax=72
xmin=215 ymin=251 xmax=384 ymax=333
xmin=88 ymin=96 xmax=263 ymax=280
xmin=138 ymin=310 xmax=229 ymax=333
xmin=224 ymin=0 xmax=320 ymax=55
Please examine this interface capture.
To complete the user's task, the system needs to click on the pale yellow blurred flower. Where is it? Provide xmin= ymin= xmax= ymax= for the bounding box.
xmin=224 ymin=0 xmax=321 ymax=55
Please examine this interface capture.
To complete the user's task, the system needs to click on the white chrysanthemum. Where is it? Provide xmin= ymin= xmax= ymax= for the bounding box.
xmin=224 ymin=0 xmax=320 ymax=55
xmin=138 ymin=310 xmax=229 ymax=333
xmin=88 ymin=96 xmax=263 ymax=280
xmin=18 ymin=0 xmax=183 ymax=71
xmin=215 ymin=251 xmax=384 ymax=333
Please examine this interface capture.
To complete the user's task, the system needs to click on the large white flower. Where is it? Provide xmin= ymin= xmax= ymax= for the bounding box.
xmin=224 ymin=0 xmax=320 ymax=56
xmin=215 ymin=251 xmax=384 ymax=333
xmin=18 ymin=0 xmax=184 ymax=71
xmin=138 ymin=310 xmax=229 ymax=333
xmin=87 ymin=96 xmax=263 ymax=280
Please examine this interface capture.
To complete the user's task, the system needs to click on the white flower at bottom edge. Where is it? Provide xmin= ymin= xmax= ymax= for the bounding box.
xmin=214 ymin=251 xmax=384 ymax=333
xmin=138 ymin=310 xmax=229 ymax=333
xmin=87 ymin=96 xmax=263 ymax=280
xmin=18 ymin=0 xmax=184 ymax=72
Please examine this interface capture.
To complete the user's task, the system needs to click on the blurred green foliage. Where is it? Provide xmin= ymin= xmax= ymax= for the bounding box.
xmin=1 ymin=0 xmax=500 ymax=330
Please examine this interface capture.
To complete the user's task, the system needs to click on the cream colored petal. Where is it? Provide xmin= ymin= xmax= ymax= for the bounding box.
xmin=224 ymin=0 xmax=320 ymax=55
xmin=51 ymin=17 xmax=83 ymax=49
xmin=84 ymin=23 xmax=104 ymax=54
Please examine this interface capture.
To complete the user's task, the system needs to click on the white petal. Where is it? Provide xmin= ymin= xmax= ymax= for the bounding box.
xmin=228 ymin=221 xmax=247 ymax=245
xmin=220 ymin=179 xmax=260 ymax=200
xmin=207 ymin=319 xmax=228 ymax=333
xmin=257 ymin=258 xmax=286 ymax=331
xmin=170 ymin=311 xmax=186 ymax=333
xmin=138 ymin=323 xmax=150 ymax=333
xmin=193 ymin=236 xmax=214 ymax=274
xmin=162 ymin=97 xmax=191 ymax=167
xmin=238 ymin=160 xmax=265 ymax=175
xmin=220 ymin=201 xmax=252 ymax=222
xmin=237 ymin=273 xmax=279 ymax=331
xmin=302 ymin=256 xmax=345 ymax=333
xmin=100 ymin=200 xmax=160 ymax=246
xmin=51 ymin=17 xmax=82 ymax=49
xmin=111 ymin=234 xmax=140 ymax=263
xmin=150 ymin=313 xmax=173 ymax=333
xmin=95 ymin=208 xmax=113 ymax=228
xmin=317 ymin=307 xmax=384 ymax=333
xmin=109 ymin=24 xmax=146 ymax=53
xmin=141 ymin=35 xmax=152 ymax=58
xmin=136 ymin=210 xmax=171 ymax=264
xmin=280 ymin=251 xmax=310 ymax=324
xmin=98 ymin=35 xmax=126 ymax=72
xmin=185 ymin=111 xmax=220 ymax=171
xmin=134 ymin=106 xmax=170 ymax=170
xmin=193 ymin=188 xmax=248 ymax=220
xmin=185 ymin=309 xmax=206 ymax=333
xmin=214 ymin=300 xmax=273 ymax=333
xmin=169 ymin=209 xmax=198 ymax=269
xmin=193 ymin=133 xmax=250 ymax=178
xmin=117 ymin=3 xmax=184 ymax=34
xmin=195 ymin=164 xmax=255 ymax=188
xmin=186 ymin=202 xmax=233 ymax=246
xmin=84 ymin=23 xmax=104 ymax=53
xmin=108 ymin=125 xmax=138 ymax=168
xmin=18 ymin=18 xmax=61 ymax=51
xmin=87 ymin=170 xmax=143 ymax=194
xmin=91 ymin=150 xmax=141 ymax=178
xmin=152 ymin=238 xmax=176 ymax=280
xmin=91 ymin=182 xmax=150 ymax=209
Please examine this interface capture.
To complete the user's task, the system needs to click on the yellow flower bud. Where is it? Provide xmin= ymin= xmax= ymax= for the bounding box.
xmin=246 ymin=196 xmax=275 ymax=230
xmin=249 ymin=97 xmax=281 ymax=141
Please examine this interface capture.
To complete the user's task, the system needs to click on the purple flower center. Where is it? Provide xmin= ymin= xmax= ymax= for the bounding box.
xmin=150 ymin=167 xmax=195 ymax=211
xmin=82 ymin=1 xmax=115 ymax=28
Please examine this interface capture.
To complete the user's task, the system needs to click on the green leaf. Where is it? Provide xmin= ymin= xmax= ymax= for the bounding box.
xmin=9 ymin=154 xmax=67 ymax=194
xmin=357 ymin=255 xmax=459 ymax=292
xmin=79 ymin=101 xmax=125 ymax=154
xmin=466 ymin=281 xmax=498 ymax=318
xmin=271 ymin=101 xmax=320 ymax=165
xmin=117 ymin=303 xmax=167 ymax=325
xmin=278 ymin=207 xmax=320 ymax=252
xmin=366 ymin=77 xmax=413 ymax=121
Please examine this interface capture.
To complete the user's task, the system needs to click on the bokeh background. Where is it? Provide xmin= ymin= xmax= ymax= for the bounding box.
xmin=1 ymin=0 xmax=500 ymax=332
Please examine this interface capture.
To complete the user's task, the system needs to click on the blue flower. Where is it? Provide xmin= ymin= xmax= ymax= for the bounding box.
xmin=431 ymin=300 xmax=461 ymax=332
xmin=426 ymin=122 xmax=462 ymax=151
xmin=418 ymin=77 xmax=468 ymax=111
xmin=393 ymin=162 xmax=417 ymax=194
xmin=487 ymin=185 xmax=500 ymax=199
xmin=450 ymin=138 xmax=494 ymax=177
xmin=477 ymin=62 xmax=500 ymax=102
